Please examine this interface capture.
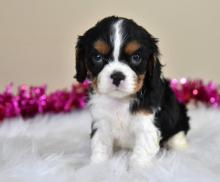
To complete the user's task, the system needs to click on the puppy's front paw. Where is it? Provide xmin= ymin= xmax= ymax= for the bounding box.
xmin=128 ymin=155 xmax=152 ymax=170
xmin=90 ymin=152 xmax=109 ymax=164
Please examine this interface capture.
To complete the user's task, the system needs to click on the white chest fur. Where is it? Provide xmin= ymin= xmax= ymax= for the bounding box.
xmin=89 ymin=93 xmax=135 ymax=149
xmin=89 ymin=93 xmax=160 ymax=167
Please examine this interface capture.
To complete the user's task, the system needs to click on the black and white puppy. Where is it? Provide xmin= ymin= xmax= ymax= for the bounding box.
xmin=75 ymin=16 xmax=190 ymax=168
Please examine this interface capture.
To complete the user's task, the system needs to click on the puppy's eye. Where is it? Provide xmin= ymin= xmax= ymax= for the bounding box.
xmin=130 ymin=54 xmax=141 ymax=65
xmin=93 ymin=53 xmax=103 ymax=63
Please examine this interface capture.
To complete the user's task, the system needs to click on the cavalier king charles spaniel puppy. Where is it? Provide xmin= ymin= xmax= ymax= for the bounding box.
xmin=75 ymin=16 xmax=190 ymax=168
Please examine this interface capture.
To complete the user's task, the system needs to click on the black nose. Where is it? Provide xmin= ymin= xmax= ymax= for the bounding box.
xmin=110 ymin=71 xmax=125 ymax=87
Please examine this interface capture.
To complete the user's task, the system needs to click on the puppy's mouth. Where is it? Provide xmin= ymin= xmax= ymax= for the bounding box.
xmin=111 ymin=86 xmax=126 ymax=93
xmin=103 ymin=82 xmax=135 ymax=98
xmin=95 ymin=64 xmax=138 ymax=98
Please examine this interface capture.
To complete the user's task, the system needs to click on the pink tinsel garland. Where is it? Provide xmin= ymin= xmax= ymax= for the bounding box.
xmin=0 ymin=78 xmax=219 ymax=121
xmin=170 ymin=78 xmax=220 ymax=106
xmin=0 ymin=81 xmax=90 ymax=121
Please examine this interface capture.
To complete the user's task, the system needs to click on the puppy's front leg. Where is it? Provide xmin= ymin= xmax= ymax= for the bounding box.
xmin=90 ymin=120 xmax=113 ymax=163
xmin=129 ymin=114 xmax=160 ymax=169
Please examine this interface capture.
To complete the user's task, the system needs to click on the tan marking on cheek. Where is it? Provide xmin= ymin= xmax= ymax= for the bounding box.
xmin=92 ymin=78 xmax=97 ymax=89
xmin=94 ymin=40 xmax=110 ymax=55
xmin=125 ymin=41 xmax=141 ymax=55
xmin=134 ymin=74 xmax=145 ymax=92
xmin=137 ymin=109 xmax=153 ymax=116
xmin=91 ymin=77 xmax=100 ymax=92
xmin=92 ymin=78 xmax=97 ymax=90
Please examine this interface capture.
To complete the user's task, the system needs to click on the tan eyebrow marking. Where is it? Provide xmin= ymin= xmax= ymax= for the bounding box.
xmin=136 ymin=109 xmax=152 ymax=116
xmin=124 ymin=41 xmax=141 ymax=55
xmin=94 ymin=40 xmax=110 ymax=55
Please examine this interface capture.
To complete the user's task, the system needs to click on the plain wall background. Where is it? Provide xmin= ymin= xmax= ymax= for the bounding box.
xmin=0 ymin=0 xmax=220 ymax=91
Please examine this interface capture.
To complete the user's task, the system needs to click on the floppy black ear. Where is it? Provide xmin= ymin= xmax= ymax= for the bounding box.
xmin=141 ymin=38 xmax=163 ymax=108
xmin=145 ymin=37 xmax=162 ymax=82
xmin=148 ymin=53 xmax=162 ymax=83
xmin=74 ymin=36 xmax=87 ymax=83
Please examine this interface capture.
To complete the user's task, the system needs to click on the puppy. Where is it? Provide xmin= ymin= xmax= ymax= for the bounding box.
xmin=75 ymin=16 xmax=190 ymax=168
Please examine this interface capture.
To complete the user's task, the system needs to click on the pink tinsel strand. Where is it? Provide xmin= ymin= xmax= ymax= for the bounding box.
xmin=0 ymin=80 xmax=90 ymax=121
xmin=0 ymin=79 xmax=220 ymax=121
xmin=170 ymin=78 xmax=220 ymax=107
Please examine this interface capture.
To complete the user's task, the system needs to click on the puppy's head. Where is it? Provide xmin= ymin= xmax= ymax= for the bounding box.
xmin=75 ymin=16 xmax=161 ymax=98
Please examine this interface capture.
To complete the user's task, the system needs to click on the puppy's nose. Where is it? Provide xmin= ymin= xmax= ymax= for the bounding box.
xmin=110 ymin=71 xmax=125 ymax=87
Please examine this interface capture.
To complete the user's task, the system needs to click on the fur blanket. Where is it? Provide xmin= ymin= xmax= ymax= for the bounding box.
xmin=0 ymin=106 xmax=219 ymax=182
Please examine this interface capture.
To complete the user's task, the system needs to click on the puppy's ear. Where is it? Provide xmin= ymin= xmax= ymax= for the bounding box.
xmin=142 ymin=37 xmax=163 ymax=108
xmin=74 ymin=36 xmax=87 ymax=83
xmin=146 ymin=38 xmax=162 ymax=81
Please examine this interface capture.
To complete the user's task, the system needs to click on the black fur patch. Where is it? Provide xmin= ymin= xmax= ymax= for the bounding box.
xmin=130 ymin=78 xmax=190 ymax=146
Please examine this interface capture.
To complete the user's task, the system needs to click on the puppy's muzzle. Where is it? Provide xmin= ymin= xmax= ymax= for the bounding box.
xmin=110 ymin=71 xmax=125 ymax=87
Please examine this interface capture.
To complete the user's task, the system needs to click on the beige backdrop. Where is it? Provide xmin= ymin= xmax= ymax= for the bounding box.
xmin=0 ymin=0 xmax=220 ymax=91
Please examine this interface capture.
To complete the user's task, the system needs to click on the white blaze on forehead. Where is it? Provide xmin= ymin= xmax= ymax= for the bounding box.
xmin=113 ymin=20 xmax=123 ymax=62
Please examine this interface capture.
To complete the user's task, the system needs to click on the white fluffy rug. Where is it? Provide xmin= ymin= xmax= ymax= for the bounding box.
xmin=0 ymin=106 xmax=220 ymax=182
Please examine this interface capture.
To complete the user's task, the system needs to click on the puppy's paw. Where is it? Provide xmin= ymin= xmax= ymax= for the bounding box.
xmin=90 ymin=152 xmax=109 ymax=164
xmin=128 ymin=156 xmax=152 ymax=171
xmin=166 ymin=131 xmax=189 ymax=151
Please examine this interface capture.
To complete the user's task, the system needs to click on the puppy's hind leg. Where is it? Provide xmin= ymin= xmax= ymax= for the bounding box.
xmin=166 ymin=131 xmax=189 ymax=151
